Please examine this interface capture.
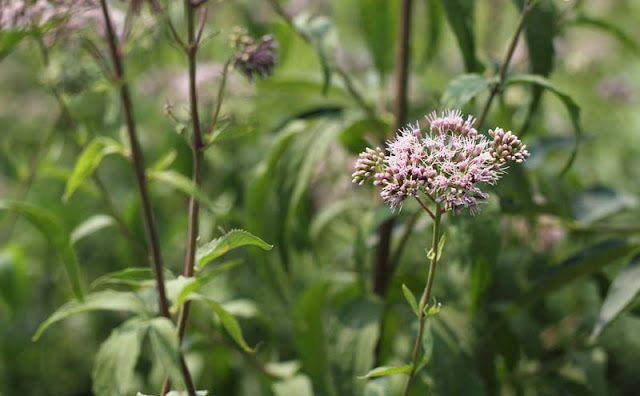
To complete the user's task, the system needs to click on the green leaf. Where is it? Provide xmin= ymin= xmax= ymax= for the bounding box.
xmin=512 ymin=239 xmax=640 ymax=312
xmin=440 ymin=0 xmax=483 ymax=72
xmin=440 ymin=74 xmax=493 ymax=110
xmin=92 ymin=319 xmax=148 ymax=396
xmin=0 ymin=29 xmax=30 ymax=59
xmin=0 ymin=200 xmax=84 ymax=301
xmin=33 ymin=290 xmax=148 ymax=340
xmin=272 ymin=375 xmax=314 ymax=396
xmin=71 ymin=214 xmax=116 ymax=244
xmin=191 ymin=294 xmax=254 ymax=352
xmin=356 ymin=0 xmax=398 ymax=76
xmin=338 ymin=118 xmax=386 ymax=155
xmin=573 ymin=186 xmax=638 ymax=225
xmin=138 ymin=392 xmax=208 ymax=396
xmin=422 ymin=0 xmax=443 ymax=64
xmin=148 ymin=317 xmax=185 ymax=388
xmin=148 ymin=169 xmax=220 ymax=213
xmin=150 ymin=149 xmax=178 ymax=172
xmin=358 ymin=364 xmax=413 ymax=379
xmin=196 ymin=229 xmax=272 ymax=270
xmin=292 ymin=13 xmax=336 ymax=94
xmin=169 ymin=260 xmax=244 ymax=308
xmin=505 ymin=74 xmax=582 ymax=175
xmin=569 ymin=14 xmax=640 ymax=55
xmin=416 ymin=320 xmax=434 ymax=372
xmin=402 ymin=284 xmax=420 ymax=317
xmin=64 ymin=137 xmax=123 ymax=201
xmin=91 ymin=268 xmax=164 ymax=290
xmin=591 ymin=252 xmax=640 ymax=340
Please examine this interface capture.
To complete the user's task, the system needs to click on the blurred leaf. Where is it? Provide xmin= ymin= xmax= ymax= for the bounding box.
xmin=0 ymin=245 xmax=27 ymax=318
xmin=70 ymin=214 xmax=116 ymax=244
xmin=33 ymin=290 xmax=148 ymax=340
xmin=402 ymin=284 xmax=420 ymax=317
xmin=338 ymin=118 xmax=386 ymax=155
xmin=440 ymin=74 xmax=493 ymax=110
xmin=264 ymin=360 xmax=302 ymax=379
xmin=591 ymin=252 xmax=640 ymax=340
xmin=169 ymin=260 xmax=243 ymax=308
xmin=92 ymin=318 xmax=147 ymax=396
xmin=422 ymin=0 xmax=443 ymax=64
xmin=573 ymin=186 xmax=638 ymax=224
xmin=138 ymin=392 xmax=208 ymax=396
xmin=512 ymin=239 xmax=640 ymax=311
xmin=0 ymin=200 xmax=84 ymax=301
xmin=0 ymin=29 xmax=30 ymax=60
xmin=148 ymin=170 xmax=220 ymax=212
xmin=195 ymin=229 xmax=272 ymax=271
xmin=191 ymin=294 xmax=254 ymax=353
xmin=416 ymin=320 xmax=434 ymax=372
xmin=310 ymin=198 xmax=366 ymax=240
xmin=150 ymin=149 xmax=177 ymax=172
xmin=64 ymin=137 xmax=123 ymax=201
xmin=359 ymin=364 xmax=413 ymax=378
xmin=505 ymin=74 xmax=582 ymax=175
xmin=568 ymin=14 xmax=640 ymax=55
xmin=363 ymin=378 xmax=391 ymax=396
xmin=272 ymin=375 xmax=314 ymax=396
xmin=293 ymin=13 xmax=336 ymax=94
xmin=514 ymin=0 xmax=557 ymax=135
xmin=294 ymin=282 xmax=334 ymax=395
xmin=91 ymin=268 xmax=168 ymax=290
xmin=356 ymin=0 xmax=398 ymax=76
xmin=148 ymin=317 xmax=184 ymax=388
xmin=439 ymin=0 xmax=483 ymax=72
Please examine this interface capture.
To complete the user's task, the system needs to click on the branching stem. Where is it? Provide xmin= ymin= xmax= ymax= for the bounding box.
xmin=98 ymin=1 xmax=196 ymax=394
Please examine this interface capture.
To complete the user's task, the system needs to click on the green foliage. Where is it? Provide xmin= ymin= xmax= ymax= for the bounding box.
xmin=195 ymin=229 xmax=273 ymax=270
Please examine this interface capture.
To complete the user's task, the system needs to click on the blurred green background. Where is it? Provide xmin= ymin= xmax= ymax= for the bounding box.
xmin=1 ymin=0 xmax=640 ymax=395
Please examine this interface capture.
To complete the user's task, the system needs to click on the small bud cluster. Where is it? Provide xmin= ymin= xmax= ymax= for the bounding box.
xmin=353 ymin=110 xmax=530 ymax=215
xmin=488 ymin=127 xmax=529 ymax=163
xmin=231 ymin=27 xmax=277 ymax=82
xmin=0 ymin=0 xmax=99 ymax=33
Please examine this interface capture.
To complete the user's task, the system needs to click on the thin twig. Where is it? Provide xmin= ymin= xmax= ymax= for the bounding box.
xmin=98 ymin=1 xmax=196 ymax=394
xmin=403 ymin=208 xmax=442 ymax=395
xmin=414 ymin=197 xmax=435 ymax=219
xmin=161 ymin=0 xmax=207 ymax=394
xmin=195 ymin=5 xmax=208 ymax=47
xmin=476 ymin=0 xmax=533 ymax=128
xmin=150 ymin=0 xmax=188 ymax=51
xmin=205 ymin=58 xmax=231 ymax=141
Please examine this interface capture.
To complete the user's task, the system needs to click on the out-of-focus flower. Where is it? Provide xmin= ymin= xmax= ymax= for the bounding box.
xmin=231 ymin=27 xmax=277 ymax=81
xmin=353 ymin=110 xmax=530 ymax=215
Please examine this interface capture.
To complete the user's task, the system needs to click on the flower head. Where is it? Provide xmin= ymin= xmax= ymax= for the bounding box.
xmin=231 ymin=27 xmax=277 ymax=81
xmin=353 ymin=110 xmax=529 ymax=215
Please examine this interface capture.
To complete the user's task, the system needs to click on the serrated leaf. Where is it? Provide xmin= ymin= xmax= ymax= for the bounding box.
xmin=402 ymin=284 xmax=420 ymax=317
xmin=440 ymin=0 xmax=483 ymax=72
xmin=92 ymin=319 xmax=148 ymax=396
xmin=71 ymin=214 xmax=116 ymax=244
xmin=33 ymin=290 xmax=148 ymax=340
xmin=195 ymin=229 xmax=272 ymax=270
xmin=64 ymin=137 xmax=123 ymax=201
xmin=358 ymin=364 xmax=413 ymax=379
xmin=591 ymin=252 xmax=640 ymax=340
xmin=511 ymin=239 xmax=640 ymax=312
xmin=0 ymin=200 xmax=84 ymax=301
xmin=191 ymin=294 xmax=254 ymax=352
xmin=148 ymin=317 xmax=185 ymax=388
xmin=440 ymin=74 xmax=493 ymax=110
xmin=505 ymin=74 xmax=582 ymax=175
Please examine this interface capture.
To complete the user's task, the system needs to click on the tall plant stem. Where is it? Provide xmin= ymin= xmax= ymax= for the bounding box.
xmin=161 ymin=1 xmax=206 ymax=394
xmin=476 ymin=0 xmax=532 ymax=127
xmin=97 ymin=1 xmax=195 ymax=394
xmin=373 ymin=0 xmax=413 ymax=296
xmin=403 ymin=209 xmax=441 ymax=396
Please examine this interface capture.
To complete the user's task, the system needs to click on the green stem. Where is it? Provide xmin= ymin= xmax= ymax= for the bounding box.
xmin=403 ymin=208 xmax=442 ymax=396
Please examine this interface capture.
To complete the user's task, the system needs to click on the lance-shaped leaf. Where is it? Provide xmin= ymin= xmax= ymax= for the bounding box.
xmin=167 ymin=260 xmax=244 ymax=309
xmin=0 ymin=200 xmax=84 ymax=301
xmin=190 ymin=294 xmax=254 ymax=353
xmin=440 ymin=0 xmax=483 ymax=73
xmin=440 ymin=74 xmax=495 ymax=110
xmin=33 ymin=290 xmax=148 ymax=340
xmin=148 ymin=169 xmax=220 ymax=212
xmin=591 ymin=252 xmax=640 ymax=340
xmin=64 ymin=137 xmax=123 ymax=201
xmin=148 ymin=317 xmax=185 ymax=388
xmin=505 ymin=74 xmax=582 ymax=175
xmin=402 ymin=284 xmax=419 ymax=317
xmin=92 ymin=318 xmax=148 ymax=396
xmin=91 ymin=268 xmax=174 ymax=290
xmin=196 ymin=229 xmax=272 ymax=270
xmin=71 ymin=214 xmax=116 ymax=244
xmin=358 ymin=364 xmax=413 ymax=379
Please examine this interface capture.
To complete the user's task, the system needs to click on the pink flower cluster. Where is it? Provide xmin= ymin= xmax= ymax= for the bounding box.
xmin=353 ymin=110 xmax=529 ymax=214
xmin=231 ymin=27 xmax=277 ymax=82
